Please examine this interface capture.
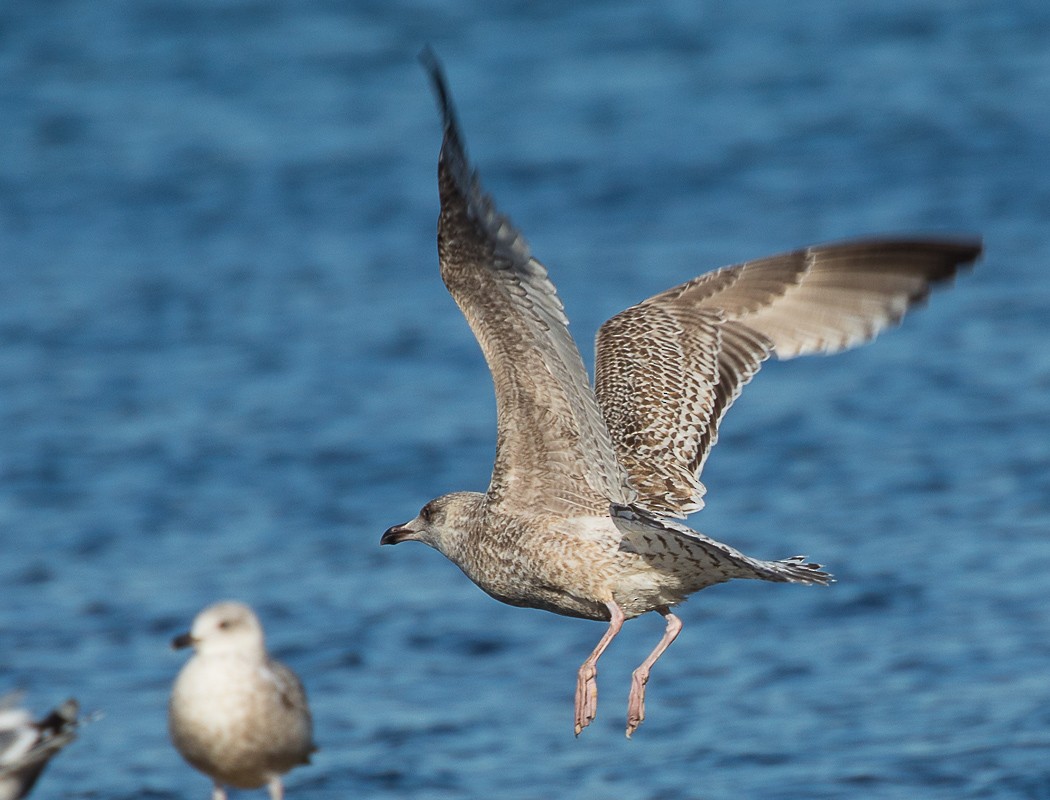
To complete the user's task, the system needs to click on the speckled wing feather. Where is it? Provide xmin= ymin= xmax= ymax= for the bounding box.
xmin=422 ymin=51 xmax=633 ymax=515
xmin=595 ymin=239 xmax=982 ymax=518
xmin=268 ymin=661 xmax=316 ymax=760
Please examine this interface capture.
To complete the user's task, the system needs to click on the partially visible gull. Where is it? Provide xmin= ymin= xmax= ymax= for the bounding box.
xmin=169 ymin=602 xmax=316 ymax=800
xmin=0 ymin=693 xmax=79 ymax=800
xmin=383 ymin=50 xmax=982 ymax=737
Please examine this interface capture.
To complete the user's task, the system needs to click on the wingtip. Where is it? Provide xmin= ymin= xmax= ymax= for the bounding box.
xmin=418 ymin=48 xmax=478 ymax=213
xmin=934 ymin=235 xmax=983 ymax=267
xmin=418 ymin=45 xmax=444 ymax=97
xmin=418 ymin=46 xmax=458 ymax=138
xmin=922 ymin=234 xmax=984 ymax=283
xmin=963 ymin=236 xmax=984 ymax=265
xmin=418 ymin=44 xmax=438 ymax=66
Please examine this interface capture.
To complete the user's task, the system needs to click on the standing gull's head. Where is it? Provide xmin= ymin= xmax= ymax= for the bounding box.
xmin=171 ymin=601 xmax=266 ymax=660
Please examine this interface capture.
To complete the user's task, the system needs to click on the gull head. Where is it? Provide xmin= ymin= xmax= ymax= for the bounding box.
xmin=171 ymin=601 xmax=266 ymax=659
xmin=381 ymin=491 xmax=484 ymax=562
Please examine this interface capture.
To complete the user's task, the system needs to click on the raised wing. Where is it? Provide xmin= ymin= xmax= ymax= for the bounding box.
xmin=422 ymin=51 xmax=633 ymax=515
xmin=595 ymin=239 xmax=982 ymax=518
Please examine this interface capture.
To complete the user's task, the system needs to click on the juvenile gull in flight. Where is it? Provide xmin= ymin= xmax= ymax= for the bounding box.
xmin=0 ymin=693 xmax=79 ymax=800
xmin=383 ymin=51 xmax=982 ymax=737
xmin=169 ymin=602 xmax=316 ymax=800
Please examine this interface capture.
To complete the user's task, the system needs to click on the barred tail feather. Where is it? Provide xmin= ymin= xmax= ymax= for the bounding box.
xmin=762 ymin=555 xmax=833 ymax=585
xmin=613 ymin=505 xmax=832 ymax=588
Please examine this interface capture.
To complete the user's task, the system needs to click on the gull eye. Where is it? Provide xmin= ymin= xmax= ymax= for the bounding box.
xmin=218 ymin=620 xmax=232 ymax=630
xmin=420 ymin=504 xmax=433 ymax=523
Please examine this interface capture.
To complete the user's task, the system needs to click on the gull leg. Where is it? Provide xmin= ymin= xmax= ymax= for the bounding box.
xmin=574 ymin=600 xmax=625 ymax=736
xmin=212 ymin=784 xmax=228 ymax=800
xmin=267 ymin=776 xmax=284 ymax=800
xmin=626 ymin=607 xmax=682 ymax=738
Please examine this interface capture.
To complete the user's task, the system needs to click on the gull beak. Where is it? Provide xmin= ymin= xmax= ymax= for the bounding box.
xmin=381 ymin=522 xmax=416 ymax=545
xmin=171 ymin=632 xmax=195 ymax=650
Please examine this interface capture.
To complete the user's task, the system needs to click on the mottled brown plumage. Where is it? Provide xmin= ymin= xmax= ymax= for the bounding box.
xmin=596 ymin=239 xmax=980 ymax=517
xmin=382 ymin=50 xmax=981 ymax=737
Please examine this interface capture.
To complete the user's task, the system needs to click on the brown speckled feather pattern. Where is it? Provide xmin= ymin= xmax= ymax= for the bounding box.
xmin=595 ymin=241 xmax=980 ymax=518
xmin=425 ymin=52 xmax=634 ymax=517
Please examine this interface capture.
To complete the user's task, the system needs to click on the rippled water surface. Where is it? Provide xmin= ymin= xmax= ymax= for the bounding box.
xmin=2 ymin=2 xmax=1049 ymax=798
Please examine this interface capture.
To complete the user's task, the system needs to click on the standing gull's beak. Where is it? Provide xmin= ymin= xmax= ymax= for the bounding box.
xmin=171 ymin=632 xmax=195 ymax=650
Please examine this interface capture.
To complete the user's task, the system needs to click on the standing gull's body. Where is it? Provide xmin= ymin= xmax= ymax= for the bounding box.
xmin=383 ymin=52 xmax=981 ymax=736
xmin=169 ymin=602 xmax=316 ymax=800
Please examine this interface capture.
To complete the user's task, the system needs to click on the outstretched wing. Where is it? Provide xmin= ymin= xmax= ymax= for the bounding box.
xmin=422 ymin=50 xmax=633 ymax=516
xmin=595 ymin=239 xmax=982 ymax=518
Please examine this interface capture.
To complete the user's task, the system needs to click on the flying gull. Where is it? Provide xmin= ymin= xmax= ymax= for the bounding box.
xmin=0 ymin=693 xmax=79 ymax=800
xmin=383 ymin=51 xmax=982 ymax=737
xmin=169 ymin=602 xmax=316 ymax=800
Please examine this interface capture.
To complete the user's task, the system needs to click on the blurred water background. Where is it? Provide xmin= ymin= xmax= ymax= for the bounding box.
xmin=1 ymin=1 xmax=1048 ymax=798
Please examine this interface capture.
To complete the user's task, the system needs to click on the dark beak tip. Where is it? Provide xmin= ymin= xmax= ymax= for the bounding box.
xmin=171 ymin=633 xmax=193 ymax=650
xmin=380 ymin=524 xmax=409 ymax=546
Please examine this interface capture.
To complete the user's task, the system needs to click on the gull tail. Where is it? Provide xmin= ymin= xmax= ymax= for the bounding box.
xmin=762 ymin=555 xmax=833 ymax=586
xmin=614 ymin=505 xmax=832 ymax=587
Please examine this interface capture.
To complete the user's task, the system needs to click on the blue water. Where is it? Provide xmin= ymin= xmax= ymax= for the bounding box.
xmin=1 ymin=1 xmax=1048 ymax=798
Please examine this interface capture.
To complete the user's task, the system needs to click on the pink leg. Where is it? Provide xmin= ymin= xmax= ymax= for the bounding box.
xmin=625 ymin=607 xmax=682 ymax=738
xmin=574 ymin=600 xmax=625 ymax=736
xmin=212 ymin=785 xmax=228 ymax=800
xmin=267 ymin=776 xmax=284 ymax=800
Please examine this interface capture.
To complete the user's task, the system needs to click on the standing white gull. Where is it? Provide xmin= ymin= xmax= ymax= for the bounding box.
xmin=383 ymin=51 xmax=982 ymax=737
xmin=169 ymin=602 xmax=316 ymax=800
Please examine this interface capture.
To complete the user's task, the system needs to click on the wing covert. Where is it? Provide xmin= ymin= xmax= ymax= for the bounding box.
xmin=595 ymin=238 xmax=982 ymax=517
